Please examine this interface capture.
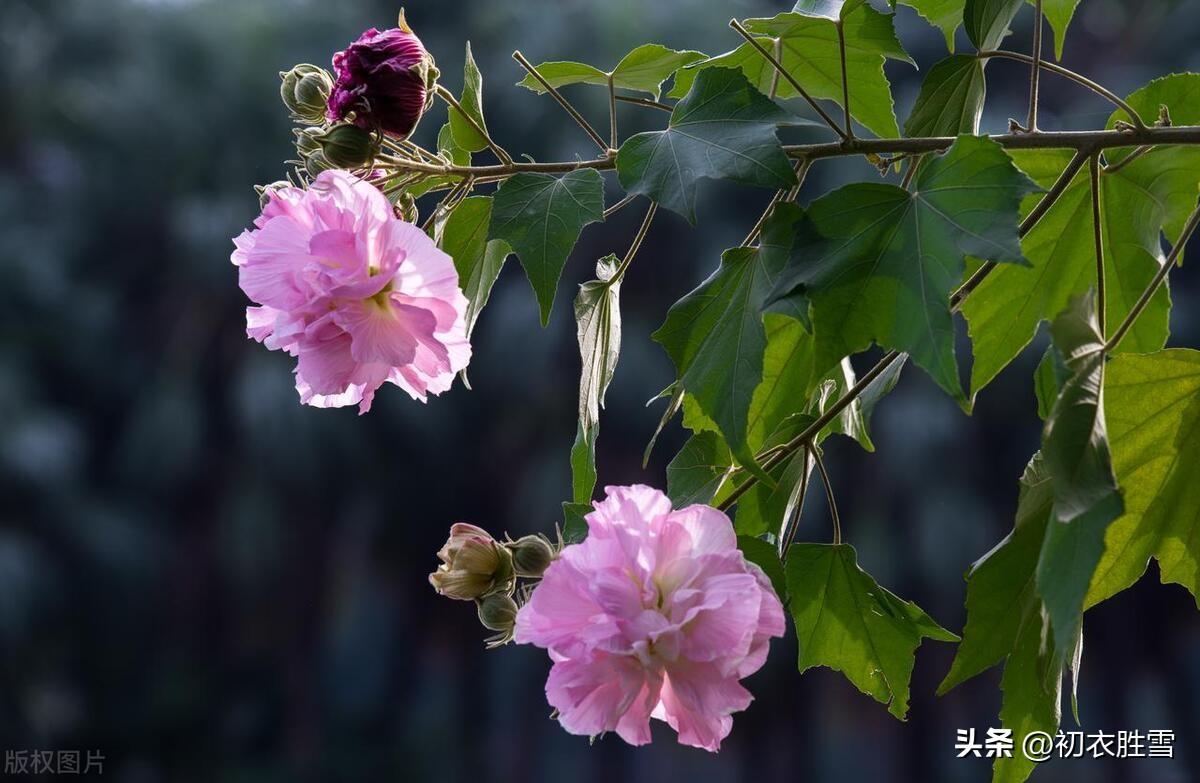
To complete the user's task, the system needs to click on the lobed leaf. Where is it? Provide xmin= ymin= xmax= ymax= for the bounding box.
xmin=517 ymin=44 xmax=705 ymax=100
xmin=448 ymin=42 xmax=491 ymax=153
xmin=440 ymin=195 xmax=510 ymax=342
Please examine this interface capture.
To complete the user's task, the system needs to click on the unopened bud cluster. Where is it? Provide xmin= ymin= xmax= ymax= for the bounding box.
xmin=429 ymin=525 xmax=557 ymax=648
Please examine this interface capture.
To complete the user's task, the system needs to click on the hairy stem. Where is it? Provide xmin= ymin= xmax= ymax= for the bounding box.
xmin=1105 ymin=199 xmax=1200 ymax=352
xmin=978 ymin=50 xmax=1146 ymax=129
xmin=729 ymin=18 xmax=850 ymax=141
xmin=513 ymin=50 xmax=611 ymax=154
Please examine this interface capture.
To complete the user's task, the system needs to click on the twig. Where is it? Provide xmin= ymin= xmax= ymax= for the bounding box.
xmin=1090 ymin=155 xmax=1107 ymax=336
xmin=1105 ymin=199 xmax=1200 ymax=352
xmin=603 ymin=192 xmax=639 ymax=219
xmin=435 ymin=85 xmax=514 ymax=166
xmin=978 ymin=50 xmax=1146 ymax=129
xmin=513 ymin=50 xmax=611 ymax=154
xmin=1027 ymin=0 xmax=1044 ymax=132
xmin=729 ymin=19 xmax=849 ymax=141
xmin=1103 ymin=145 xmax=1155 ymax=174
xmin=811 ymin=447 xmax=841 ymax=545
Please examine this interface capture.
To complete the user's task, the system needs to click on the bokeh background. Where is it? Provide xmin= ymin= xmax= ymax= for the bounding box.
xmin=3 ymin=0 xmax=1199 ymax=780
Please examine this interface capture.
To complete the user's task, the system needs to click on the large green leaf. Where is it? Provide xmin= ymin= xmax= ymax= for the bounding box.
xmin=771 ymin=135 xmax=1037 ymax=405
xmin=964 ymin=0 xmax=1025 ymax=51
xmin=1035 ymin=293 xmax=1123 ymax=661
xmin=447 ymin=42 xmax=491 ymax=153
xmin=1087 ymin=349 xmax=1200 ymax=608
xmin=517 ymin=44 xmax=705 ymax=101
xmin=893 ymin=0 xmax=966 ymax=50
xmin=673 ymin=5 xmax=913 ymax=139
xmin=903 ymin=54 xmax=986 ymax=137
xmin=574 ymin=255 xmax=622 ymax=438
xmin=786 ymin=543 xmax=957 ymax=719
xmin=654 ymin=204 xmax=802 ymax=477
xmin=489 ymin=169 xmax=605 ymax=325
xmin=440 ymin=196 xmax=510 ymax=342
xmin=617 ymin=68 xmax=796 ymax=223
xmin=667 ymin=431 xmax=733 ymax=508
xmin=964 ymin=77 xmax=1200 ymax=397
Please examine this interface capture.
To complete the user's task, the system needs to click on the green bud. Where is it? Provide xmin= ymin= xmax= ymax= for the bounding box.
xmin=304 ymin=150 xmax=335 ymax=177
xmin=476 ymin=592 xmax=518 ymax=634
xmin=508 ymin=534 xmax=555 ymax=577
xmin=293 ymin=127 xmax=323 ymax=158
xmin=254 ymin=180 xmax=291 ymax=209
xmin=280 ymin=63 xmax=333 ymax=125
xmin=315 ymin=123 xmax=377 ymax=169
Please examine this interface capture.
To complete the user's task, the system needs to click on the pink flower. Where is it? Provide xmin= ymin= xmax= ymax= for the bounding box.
xmin=514 ymin=485 xmax=785 ymax=751
xmin=232 ymin=169 xmax=470 ymax=412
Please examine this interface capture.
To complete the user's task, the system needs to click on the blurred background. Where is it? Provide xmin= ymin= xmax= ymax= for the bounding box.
xmin=2 ymin=0 xmax=1199 ymax=780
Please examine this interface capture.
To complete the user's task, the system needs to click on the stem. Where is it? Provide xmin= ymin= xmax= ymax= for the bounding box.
xmin=978 ymin=50 xmax=1146 ymax=129
xmin=607 ymin=73 xmax=618 ymax=149
xmin=513 ymin=51 xmax=611 ymax=154
xmin=603 ymin=192 xmax=638 ymax=219
xmin=434 ymin=85 xmax=514 ymax=166
xmin=949 ymin=148 xmax=1091 ymax=311
xmin=778 ymin=446 xmax=812 ymax=558
xmin=1090 ymin=155 xmax=1107 ymax=336
xmin=768 ymin=37 xmax=783 ymax=99
xmin=729 ymin=18 xmax=850 ymax=141
xmin=742 ymin=158 xmax=811 ymax=246
xmin=836 ymin=19 xmax=854 ymax=139
xmin=1103 ymin=144 xmax=1155 ymax=174
xmin=614 ymin=95 xmax=672 ymax=112
xmin=899 ymin=155 xmax=925 ymax=190
xmin=1105 ymin=199 xmax=1200 ymax=352
xmin=811 ymin=447 xmax=841 ymax=545
xmin=1027 ymin=0 xmax=1043 ymax=132
xmin=614 ymin=203 xmax=657 ymax=281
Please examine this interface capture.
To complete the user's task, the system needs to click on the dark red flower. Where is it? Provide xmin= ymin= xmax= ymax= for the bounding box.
xmin=327 ymin=22 xmax=436 ymax=139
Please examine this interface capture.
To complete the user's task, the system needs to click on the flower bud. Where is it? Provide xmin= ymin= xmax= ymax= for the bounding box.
xmin=429 ymin=523 xmax=514 ymax=601
xmin=304 ymin=150 xmax=335 ymax=177
xmin=293 ymin=126 xmax=323 ymax=158
xmin=326 ymin=15 xmax=437 ymax=139
xmin=280 ymin=64 xmax=334 ymax=125
xmin=254 ymin=180 xmax=291 ymax=209
xmin=314 ymin=123 xmax=377 ymax=169
xmin=508 ymin=534 xmax=555 ymax=577
xmin=476 ymin=592 xmax=518 ymax=634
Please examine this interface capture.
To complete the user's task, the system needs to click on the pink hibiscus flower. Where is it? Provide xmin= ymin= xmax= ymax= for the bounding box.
xmin=514 ymin=485 xmax=785 ymax=751
xmin=232 ymin=169 xmax=470 ymax=412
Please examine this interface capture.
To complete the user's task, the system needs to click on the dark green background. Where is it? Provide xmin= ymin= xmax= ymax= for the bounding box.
xmin=2 ymin=0 xmax=1197 ymax=780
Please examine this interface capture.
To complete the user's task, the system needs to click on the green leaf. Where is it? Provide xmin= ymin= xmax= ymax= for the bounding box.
xmin=448 ymin=42 xmax=491 ymax=153
xmin=667 ymin=431 xmax=733 ymax=508
xmin=1036 ymin=293 xmax=1123 ymax=660
xmin=993 ymin=599 xmax=1063 ymax=783
xmin=1087 ymin=349 xmax=1200 ymax=608
xmin=440 ymin=196 xmax=510 ymax=341
xmin=489 ymin=169 xmax=605 ymax=325
xmin=738 ymin=535 xmax=788 ymax=601
xmin=893 ymin=0 xmax=966 ymax=50
xmin=575 ymin=255 xmax=622 ymax=437
xmin=1032 ymin=344 xmax=1068 ymax=421
xmin=654 ymin=204 xmax=803 ymax=479
xmin=903 ymin=54 xmax=985 ymax=137
xmin=793 ymin=0 xmax=866 ymax=20
xmin=618 ymin=68 xmax=796 ymax=223
xmin=964 ymin=0 xmax=1025 ymax=51
xmin=965 ymin=75 xmax=1200 ymax=397
xmin=735 ymin=445 xmax=812 ymax=537
xmin=569 ymin=421 xmax=597 ymax=505
xmin=517 ymin=44 xmax=705 ymax=100
xmin=786 ymin=543 xmax=957 ymax=719
xmin=771 ymin=135 xmax=1037 ymax=406
xmin=407 ymin=123 xmax=471 ymax=198
xmin=562 ymin=502 xmax=592 ymax=543
xmin=674 ymin=5 xmax=913 ymax=139
xmin=1031 ymin=0 xmax=1082 ymax=59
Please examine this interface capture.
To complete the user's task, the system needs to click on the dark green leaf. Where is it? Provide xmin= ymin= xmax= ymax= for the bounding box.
xmin=1032 ymin=344 xmax=1068 ymax=421
xmin=1087 ymin=349 xmax=1200 ymax=608
xmin=618 ymin=67 xmax=796 ymax=222
xmin=517 ymin=44 xmax=705 ymax=100
xmin=575 ymin=255 xmax=622 ymax=437
xmin=738 ymin=535 xmax=788 ymax=601
xmin=448 ymin=42 xmax=491 ymax=153
xmin=562 ymin=502 xmax=592 ymax=544
xmin=654 ymin=205 xmax=803 ymax=478
xmin=771 ymin=135 xmax=1037 ymax=406
xmin=903 ymin=54 xmax=985 ymax=137
xmin=490 ymin=169 xmax=605 ymax=325
xmin=440 ymin=196 xmax=510 ymax=341
xmin=964 ymin=0 xmax=1025 ymax=51
xmin=667 ymin=431 xmax=733 ymax=508
xmin=786 ymin=543 xmax=957 ymax=719
xmin=674 ymin=6 xmax=913 ymax=139
xmin=1036 ymin=293 xmax=1123 ymax=660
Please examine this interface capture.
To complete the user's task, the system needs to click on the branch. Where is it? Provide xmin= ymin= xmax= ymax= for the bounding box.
xmin=512 ymin=50 xmax=612 ymax=154
xmin=728 ymin=18 xmax=850 ymax=141
xmin=1105 ymin=198 xmax=1200 ymax=352
xmin=978 ymin=50 xmax=1146 ymax=129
